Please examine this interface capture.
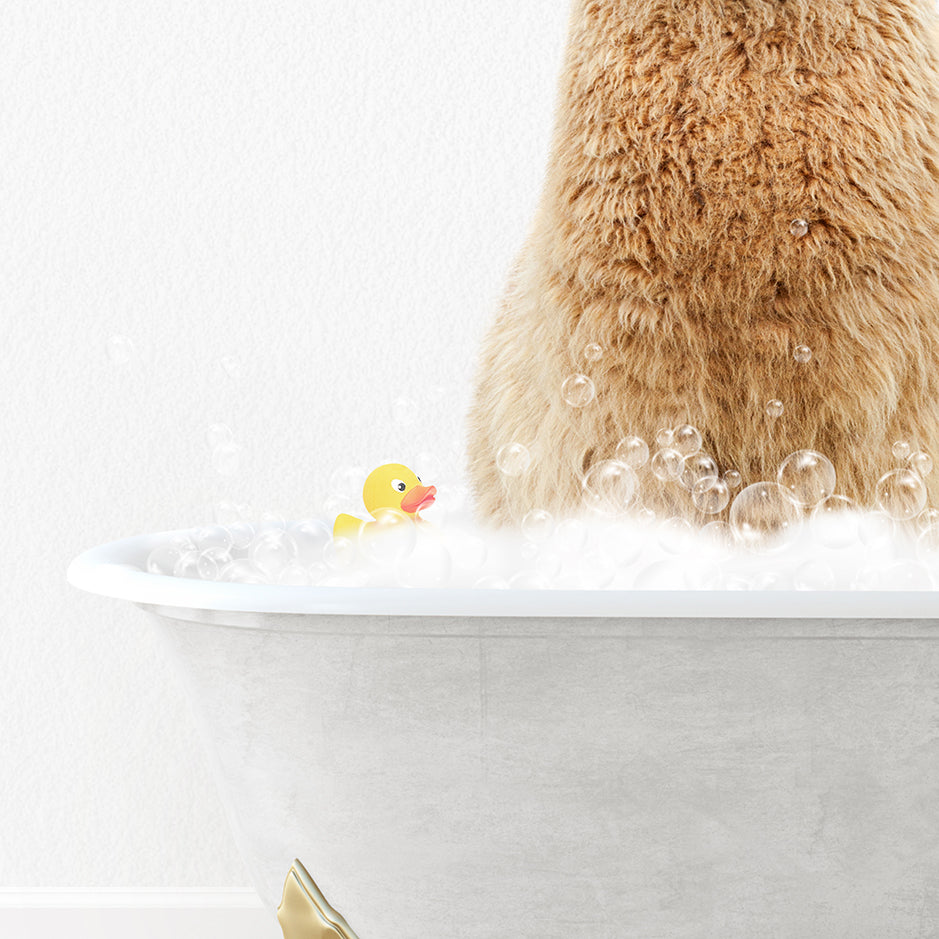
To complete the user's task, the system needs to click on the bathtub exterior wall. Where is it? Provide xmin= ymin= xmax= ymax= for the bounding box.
xmin=158 ymin=611 xmax=939 ymax=938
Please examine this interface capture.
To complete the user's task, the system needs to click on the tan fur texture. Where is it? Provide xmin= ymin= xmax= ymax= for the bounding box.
xmin=468 ymin=0 xmax=939 ymax=525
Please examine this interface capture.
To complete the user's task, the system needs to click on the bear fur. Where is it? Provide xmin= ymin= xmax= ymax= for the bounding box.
xmin=468 ymin=0 xmax=939 ymax=524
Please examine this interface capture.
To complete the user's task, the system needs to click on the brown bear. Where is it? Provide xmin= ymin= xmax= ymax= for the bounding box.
xmin=468 ymin=0 xmax=939 ymax=525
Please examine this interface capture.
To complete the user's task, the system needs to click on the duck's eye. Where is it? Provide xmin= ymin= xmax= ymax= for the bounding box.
xmin=391 ymin=479 xmax=407 ymax=493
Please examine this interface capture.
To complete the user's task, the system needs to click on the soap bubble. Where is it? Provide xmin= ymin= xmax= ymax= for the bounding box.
xmin=729 ymin=482 xmax=801 ymax=551
xmin=702 ymin=520 xmax=734 ymax=547
xmin=226 ymin=520 xmax=256 ymax=550
xmin=106 ymin=334 xmax=136 ymax=365
xmin=173 ymin=550 xmax=202 ymax=579
xmin=582 ymin=460 xmax=638 ymax=516
xmin=250 ymin=530 xmax=298 ymax=575
xmin=324 ymin=536 xmax=358 ymax=571
xmin=396 ymin=534 xmax=452 ymax=588
xmin=212 ymin=441 xmax=242 ymax=476
xmin=692 ymin=476 xmax=731 ymax=514
xmin=777 ymin=450 xmax=836 ymax=507
xmin=876 ymin=468 xmax=927 ymax=520
xmin=790 ymin=218 xmax=809 ymax=237
xmin=219 ymin=355 xmax=243 ymax=380
xmin=723 ymin=469 xmax=742 ymax=490
xmin=359 ymin=509 xmax=417 ymax=564
xmin=206 ymin=423 xmax=233 ymax=448
xmin=658 ymin=517 xmax=694 ymax=554
xmin=918 ymin=508 xmax=939 ymax=532
xmin=194 ymin=524 xmax=233 ymax=554
xmin=892 ymin=440 xmax=912 ymax=462
xmin=289 ymin=519 xmax=331 ymax=565
xmin=561 ymin=374 xmax=596 ymax=407
xmin=555 ymin=518 xmax=589 ymax=552
xmin=650 ymin=448 xmax=683 ymax=481
xmin=258 ymin=512 xmax=287 ymax=533
xmin=673 ymin=424 xmax=703 ymax=456
xmin=909 ymin=451 xmax=934 ymax=478
xmin=615 ymin=435 xmax=650 ymax=469
xmin=794 ymin=345 xmax=812 ymax=363
xmin=679 ymin=452 xmax=719 ymax=491
xmin=765 ymin=399 xmax=784 ymax=419
xmin=655 ymin=428 xmax=674 ymax=447
xmin=811 ymin=495 xmax=860 ymax=548
xmin=219 ymin=559 xmax=267 ymax=584
xmin=582 ymin=342 xmax=604 ymax=362
xmin=857 ymin=511 xmax=897 ymax=551
xmin=916 ymin=523 xmax=939 ymax=560
xmin=496 ymin=442 xmax=532 ymax=477
xmin=147 ymin=543 xmax=188 ymax=575
xmin=522 ymin=508 xmax=554 ymax=542
xmin=794 ymin=559 xmax=835 ymax=590
xmin=196 ymin=551 xmax=222 ymax=581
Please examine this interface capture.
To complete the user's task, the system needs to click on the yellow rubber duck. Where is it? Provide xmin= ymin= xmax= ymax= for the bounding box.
xmin=332 ymin=462 xmax=436 ymax=540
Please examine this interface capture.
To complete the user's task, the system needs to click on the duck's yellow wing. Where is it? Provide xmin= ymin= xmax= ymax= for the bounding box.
xmin=332 ymin=513 xmax=365 ymax=540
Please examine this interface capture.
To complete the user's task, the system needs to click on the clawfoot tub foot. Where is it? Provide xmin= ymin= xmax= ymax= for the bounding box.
xmin=277 ymin=859 xmax=361 ymax=939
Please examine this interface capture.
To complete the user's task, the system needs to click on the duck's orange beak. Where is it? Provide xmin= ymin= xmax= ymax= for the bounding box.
xmin=400 ymin=484 xmax=436 ymax=515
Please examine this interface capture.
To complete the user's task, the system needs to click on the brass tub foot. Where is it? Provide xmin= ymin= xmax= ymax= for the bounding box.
xmin=277 ymin=859 xmax=361 ymax=939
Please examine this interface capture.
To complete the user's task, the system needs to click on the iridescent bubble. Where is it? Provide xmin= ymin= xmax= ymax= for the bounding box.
xmin=892 ymin=440 xmax=912 ymax=462
xmin=876 ymin=468 xmax=927 ymax=520
xmin=650 ymin=448 xmax=683 ymax=481
xmin=250 ymin=530 xmax=298 ymax=574
xmin=723 ymin=469 xmax=742 ymax=490
xmin=614 ymin=435 xmax=649 ymax=469
xmin=583 ymin=342 xmax=604 ymax=362
xmin=655 ymin=428 xmax=674 ymax=448
xmin=790 ymin=218 xmax=809 ymax=237
xmin=692 ymin=476 xmax=730 ymax=514
xmin=522 ymin=508 xmax=554 ymax=542
xmin=679 ymin=452 xmax=719 ymax=491
xmin=496 ymin=442 xmax=532 ymax=477
xmin=909 ymin=451 xmax=934 ymax=478
xmin=729 ymin=482 xmax=801 ymax=551
xmin=673 ymin=424 xmax=703 ymax=456
xmin=106 ymin=334 xmax=136 ymax=365
xmin=582 ymin=460 xmax=638 ymax=516
xmin=776 ymin=450 xmax=836 ymax=507
xmin=359 ymin=509 xmax=417 ymax=564
xmin=561 ymin=374 xmax=596 ymax=407
xmin=765 ymin=399 xmax=784 ymax=419
xmin=794 ymin=345 xmax=812 ymax=364
xmin=212 ymin=441 xmax=242 ymax=476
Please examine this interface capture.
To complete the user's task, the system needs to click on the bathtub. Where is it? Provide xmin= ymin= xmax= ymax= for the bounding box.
xmin=69 ymin=531 xmax=939 ymax=938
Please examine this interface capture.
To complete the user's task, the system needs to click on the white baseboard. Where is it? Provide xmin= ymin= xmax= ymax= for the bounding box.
xmin=0 ymin=891 xmax=282 ymax=939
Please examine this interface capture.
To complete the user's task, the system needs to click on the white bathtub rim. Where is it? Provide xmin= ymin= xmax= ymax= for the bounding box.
xmin=67 ymin=530 xmax=939 ymax=619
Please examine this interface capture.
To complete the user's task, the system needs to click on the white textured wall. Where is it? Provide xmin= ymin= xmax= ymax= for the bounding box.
xmin=0 ymin=0 xmax=568 ymax=888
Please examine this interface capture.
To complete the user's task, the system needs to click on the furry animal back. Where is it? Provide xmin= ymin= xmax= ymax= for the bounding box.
xmin=468 ymin=0 xmax=939 ymax=524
